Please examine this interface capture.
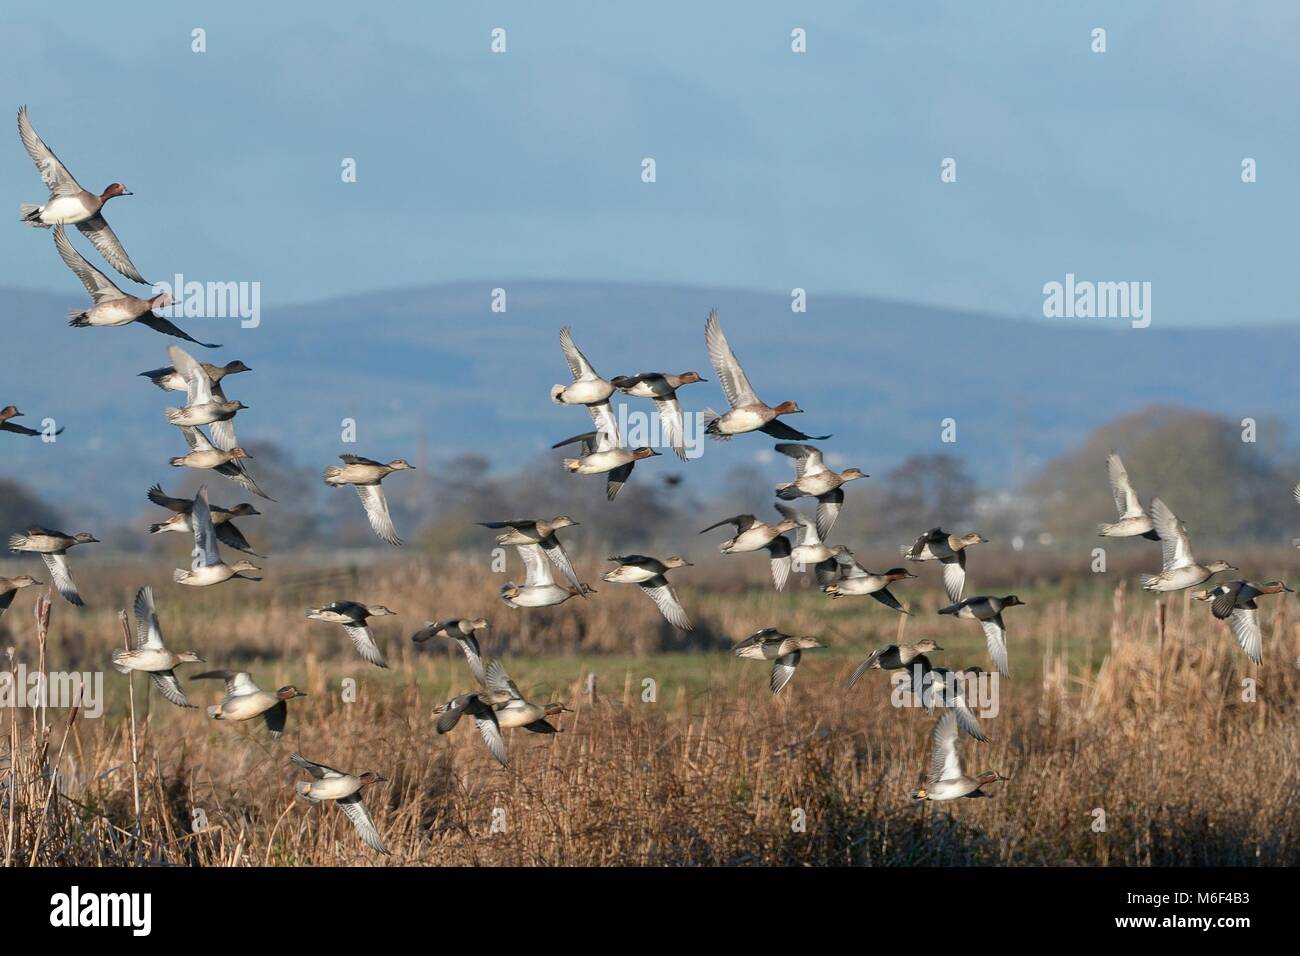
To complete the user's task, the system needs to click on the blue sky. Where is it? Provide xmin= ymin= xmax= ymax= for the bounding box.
xmin=3 ymin=1 xmax=1298 ymax=326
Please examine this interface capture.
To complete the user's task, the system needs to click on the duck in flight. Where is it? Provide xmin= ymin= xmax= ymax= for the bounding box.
xmin=602 ymin=555 xmax=694 ymax=630
xmin=110 ymin=586 xmax=204 ymax=708
xmin=610 ymin=370 xmax=707 ymax=460
xmin=18 ymin=106 xmax=147 ymax=284
xmin=1098 ymin=452 xmax=1158 ymax=540
xmin=699 ymin=510 xmax=797 ymax=591
xmin=773 ymin=443 xmax=866 ymax=538
xmin=1141 ymin=498 xmax=1235 ymax=592
xmin=53 ymin=226 xmax=217 ymax=347
xmin=0 ymin=405 xmax=63 ymax=439
xmin=553 ymin=399 xmax=660 ymax=501
xmin=323 ymin=455 xmax=414 ymax=546
xmin=171 ymin=486 xmax=261 ymax=587
xmin=7 ymin=527 xmax=98 ymax=607
xmin=702 ymin=310 xmax=830 ymax=441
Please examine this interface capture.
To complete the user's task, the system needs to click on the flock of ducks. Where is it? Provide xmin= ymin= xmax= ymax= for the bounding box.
xmin=2 ymin=108 xmax=1297 ymax=848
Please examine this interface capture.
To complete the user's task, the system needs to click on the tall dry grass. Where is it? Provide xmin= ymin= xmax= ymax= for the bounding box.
xmin=1 ymin=551 xmax=1297 ymax=866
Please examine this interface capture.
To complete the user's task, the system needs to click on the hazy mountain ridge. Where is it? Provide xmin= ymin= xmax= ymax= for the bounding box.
xmin=2 ymin=281 xmax=1297 ymax=519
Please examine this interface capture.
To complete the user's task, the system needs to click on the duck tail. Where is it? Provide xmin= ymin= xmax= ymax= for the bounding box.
xmin=168 ymin=456 xmax=186 ymax=468
xmin=775 ymin=485 xmax=801 ymax=501
xmin=205 ymin=705 xmax=222 ymax=720
xmin=1140 ymin=574 xmax=1159 ymax=590
xmin=702 ymin=408 xmax=729 ymax=440
xmin=109 ymin=650 xmax=133 ymax=674
xmin=67 ymin=310 xmax=91 ymax=327
xmin=911 ymin=787 xmax=928 ymax=800
xmin=164 ymin=408 xmax=183 ymax=425
xmin=937 ymin=603 xmax=960 ymax=615
xmin=19 ymin=202 xmax=42 ymax=224
xmin=147 ymin=522 xmax=166 ymax=535
xmin=172 ymin=568 xmax=190 ymax=584
xmin=561 ymin=458 xmax=581 ymax=472
xmin=323 ymin=466 xmax=342 ymax=483
xmin=549 ymin=384 xmax=567 ymax=405
xmin=7 ymin=534 xmax=26 ymax=551
xmin=1096 ymin=523 xmax=1112 ymax=536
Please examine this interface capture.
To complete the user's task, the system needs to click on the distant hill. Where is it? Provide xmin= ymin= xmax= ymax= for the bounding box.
xmin=1 ymin=281 xmax=1297 ymax=523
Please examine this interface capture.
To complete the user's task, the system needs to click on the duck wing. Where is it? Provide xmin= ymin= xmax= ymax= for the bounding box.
xmin=517 ymin=543 xmax=556 ymax=588
xmin=704 ymin=310 xmax=759 ymax=410
xmin=484 ymin=659 xmax=523 ymax=702
xmin=1149 ymin=498 xmax=1195 ymax=570
xmin=765 ymin=536 xmax=792 ymax=591
xmin=77 ymin=214 xmax=148 ymax=285
xmin=344 ymin=624 xmax=388 ymax=668
xmin=147 ymin=483 xmax=192 ymax=514
xmin=1106 ymin=452 xmax=1145 ymax=518
xmin=190 ymin=486 xmax=223 ymax=567
xmin=170 ymin=344 xmax=215 ymax=407
xmin=654 ymin=395 xmax=687 ymax=460
xmin=355 ymin=484 xmax=401 ymax=546
xmin=774 ymin=443 xmax=827 ymax=479
xmin=980 ymin=615 xmax=1010 ymax=677
xmin=262 ymin=700 xmax=288 ymax=738
xmin=473 ymin=710 xmax=509 ymax=768
xmin=559 ymin=326 xmax=601 ymax=381
xmin=53 ymin=226 xmax=125 ymax=303
xmin=770 ymin=650 xmax=801 ymax=694
xmin=132 ymin=585 xmax=165 ymax=649
xmin=869 ymin=586 xmax=908 ymax=615
xmin=758 ymin=420 xmax=832 ymax=442
xmin=606 ymin=461 xmax=634 ymax=501
xmin=214 ymin=520 xmax=259 ymax=557
xmin=0 ymin=420 xmax=54 ymax=437
xmin=541 ymin=537 xmax=582 ymax=591
xmin=289 ymin=753 xmax=335 ymax=779
xmin=149 ymin=670 xmax=193 ymax=708
xmin=338 ymin=795 xmax=388 ymax=854
xmin=928 ymin=711 xmax=963 ymax=785
xmin=815 ymin=488 xmax=843 ymax=540
xmin=941 ymin=551 xmax=967 ymax=605
xmin=699 ymin=514 xmax=754 ymax=535
xmin=18 ymin=106 xmax=80 ymax=195
xmin=1210 ymin=580 xmax=1245 ymax=620
xmin=40 ymin=552 xmax=83 ymax=607
xmin=639 ymin=575 xmax=692 ymax=631
xmin=1227 ymin=607 xmax=1263 ymax=665
xmin=137 ymin=312 xmax=221 ymax=349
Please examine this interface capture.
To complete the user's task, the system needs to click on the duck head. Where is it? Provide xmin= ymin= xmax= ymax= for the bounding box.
xmin=675 ymin=371 xmax=707 ymax=385
xmin=0 ymin=405 xmax=21 ymax=420
xmin=227 ymin=447 xmax=252 ymax=460
xmin=631 ymin=447 xmax=661 ymax=460
xmin=73 ymin=533 xmax=100 ymax=545
xmin=387 ymin=459 xmax=416 ymax=470
xmin=840 ymin=468 xmax=868 ymax=481
xmin=99 ymin=182 xmax=132 ymax=201
xmin=223 ymin=360 xmax=252 ymax=374
xmin=231 ymin=560 xmax=261 ymax=574
xmin=773 ymin=400 xmax=803 ymax=416
xmin=1260 ymin=581 xmax=1293 ymax=594
xmin=275 ymin=685 xmax=307 ymax=701
xmin=1001 ymin=595 xmax=1026 ymax=608
xmin=976 ymin=769 xmax=1008 ymax=789
xmin=885 ymin=568 xmax=916 ymax=581
xmin=367 ymin=605 xmax=398 ymax=616
xmin=548 ymin=515 xmax=579 ymax=529
xmin=568 ymin=583 xmax=598 ymax=597
xmin=959 ymin=532 xmax=989 ymax=546
xmin=1206 ymin=560 xmax=1237 ymax=574
xmin=9 ymin=575 xmax=42 ymax=589
xmin=357 ymin=771 xmax=387 ymax=785
xmin=150 ymin=291 xmax=175 ymax=311
xmin=544 ymin=702 xmax=573 ymax=716
xmin=795 ymin=636 xmax=823 ymax=650
xmin=662 ymin=556 xmax=693 ymax=569
xmin=177 ymin=651 xmax=206 ymax=663
xmin=228 ymin=503 xmax=260 ymax=517
xmin=469 ymin=618 xmax=490 ymax=630
xmin=915 ymin=639 xmax=944 ymax=653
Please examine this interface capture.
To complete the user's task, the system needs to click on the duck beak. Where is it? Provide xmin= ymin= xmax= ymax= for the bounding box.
xmin=933 ymin=644 xmax=944 ymax=651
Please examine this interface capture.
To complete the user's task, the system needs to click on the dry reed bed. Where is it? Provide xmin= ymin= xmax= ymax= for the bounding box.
xmin=1 ymin=556 xmax=1298 ymax=866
